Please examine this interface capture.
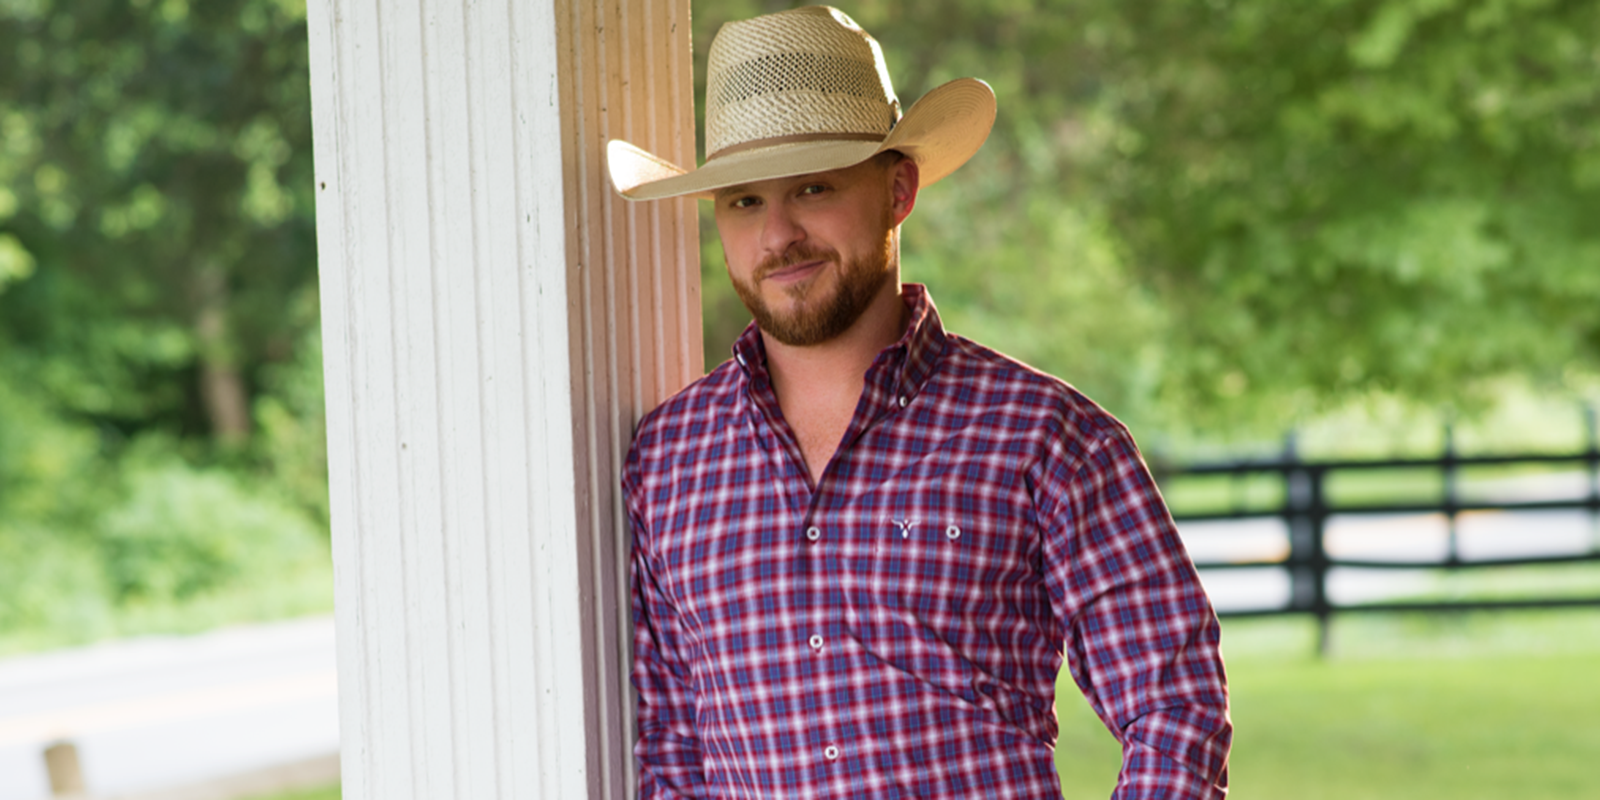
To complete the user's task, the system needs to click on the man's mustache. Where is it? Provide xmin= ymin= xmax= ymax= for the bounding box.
xmin=755 ymin=245 xmax=839 ymax=280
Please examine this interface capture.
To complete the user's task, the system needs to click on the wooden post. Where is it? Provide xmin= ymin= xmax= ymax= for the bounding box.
xmin=43 ymin=740 xmax=86 ymax=797
xmin=305 ymin=0 xmax=700 ymax=797
xmin=1585 ymin=403 xmax=1599 ymax=552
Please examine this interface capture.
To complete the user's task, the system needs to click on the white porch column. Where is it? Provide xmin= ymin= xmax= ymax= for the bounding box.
xmin=305 ymin=0 xmax=701 ymax=796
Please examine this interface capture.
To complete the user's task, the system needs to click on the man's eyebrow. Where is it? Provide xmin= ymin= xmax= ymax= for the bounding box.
xmin=715 ymin=184 xmax=753 ymax=199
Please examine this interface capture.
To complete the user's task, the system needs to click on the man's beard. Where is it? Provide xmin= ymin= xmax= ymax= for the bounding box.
xmin=729 ymin=228 xmax=895 ymax=348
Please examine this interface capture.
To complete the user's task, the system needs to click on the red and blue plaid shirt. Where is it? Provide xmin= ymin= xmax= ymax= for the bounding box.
xmin=625 ymin=284 xmax=1230 ymax=799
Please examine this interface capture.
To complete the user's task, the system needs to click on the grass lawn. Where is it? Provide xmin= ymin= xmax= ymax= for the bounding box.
xmin=1056 ymin=610 xmax=1600 ymax=799
xmin=248 ymin=785 xmax=339 ymax=800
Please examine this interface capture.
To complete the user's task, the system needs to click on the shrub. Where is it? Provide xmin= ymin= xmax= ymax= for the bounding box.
xmin=99 ymin=452 xmax=326 ymax=604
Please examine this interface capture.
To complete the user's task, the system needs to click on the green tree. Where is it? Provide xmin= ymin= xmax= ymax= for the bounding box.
xmin=1086 ymin=0 xmax=1600 ymax=425
xmin=0 ymin=0 xmax=317 ymax=444
xmin=0 ymin=0 xmax=331 ymax=647
xmin=692 ymin=0 xmax=1600 ymax=432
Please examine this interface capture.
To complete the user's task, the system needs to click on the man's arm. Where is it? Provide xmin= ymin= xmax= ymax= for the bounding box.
xmin=1036 ymin=421 xmax=1232 ymax=799
xmin=625 ymin=467 xmax=711 ymax=800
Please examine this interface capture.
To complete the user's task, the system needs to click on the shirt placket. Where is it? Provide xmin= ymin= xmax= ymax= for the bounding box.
xmin=738 ymin=372 xmax=846 ymax=779
xmin=793 ymin=352 xmax=915 ymax=792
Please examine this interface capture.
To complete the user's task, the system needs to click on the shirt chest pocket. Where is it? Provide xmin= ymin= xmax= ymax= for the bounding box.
xmin=845 ymin=469 xmax=1040 ymax=622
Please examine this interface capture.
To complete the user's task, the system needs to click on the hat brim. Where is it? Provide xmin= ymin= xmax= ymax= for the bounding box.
xmin=608 ymin=78 xmax=996 ymax=201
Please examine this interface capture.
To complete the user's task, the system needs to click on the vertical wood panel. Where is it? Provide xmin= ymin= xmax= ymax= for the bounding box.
xmin=308 ymin=0 xmax=699 ymax=796
xmin=557 ymin=1 xmax=701 ymax=797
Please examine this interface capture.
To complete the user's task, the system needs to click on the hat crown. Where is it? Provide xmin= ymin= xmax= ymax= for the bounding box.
xmin=704 ymin=6 xmax=900 ymax=160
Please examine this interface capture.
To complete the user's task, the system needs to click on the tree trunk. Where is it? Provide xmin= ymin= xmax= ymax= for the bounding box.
xmin=194 ymin=267 xmax=251 ymax=444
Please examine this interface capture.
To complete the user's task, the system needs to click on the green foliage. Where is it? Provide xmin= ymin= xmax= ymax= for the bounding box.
xmin=0 ymin=233 xmax=34 ymax=291
xmin=100 ymin=446 xmax=326 ymax=603
xmin=0 ymin=376 xmax=111 ymax=528
xmin=902 ymin=163 xmax=1168 ymax=423
xmin=253 ymin=289 xmax=331 ymax=527
xmin=1088 ymin=0 xmax=1600 ymax=427
xmin=0 ymin=446 xmax=332 ymax=651
xmin=0 ymin=0 xmax=330 ymax=651
xmin=693 ymin=1 xmax=1600 ymax=434
xmin=0 ymin=0 xmax=1593 ymax=653
xmin=0 ymin=532 xmax=112 ymax=645
xmin=0 ymin=0 xmax=317 ymax=440
xmin=0 ymin=377 xmax=110 ymax=636
xmin=0 ymin=359 xmax=330 ymax=650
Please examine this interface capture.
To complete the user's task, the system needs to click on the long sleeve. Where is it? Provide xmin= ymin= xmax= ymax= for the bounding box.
xmin=630 ymin=531 xmax=712 ymax=799
xmin=1035 ymin=420 xmax=1232 ymax=799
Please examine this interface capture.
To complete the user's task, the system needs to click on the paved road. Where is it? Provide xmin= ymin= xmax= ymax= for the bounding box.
xmin=0 ymin=617 xmax=338 ymax=800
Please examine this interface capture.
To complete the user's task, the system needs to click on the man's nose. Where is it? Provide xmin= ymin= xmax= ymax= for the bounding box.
xmin=759 ymin=202 xmax=805 ymax=255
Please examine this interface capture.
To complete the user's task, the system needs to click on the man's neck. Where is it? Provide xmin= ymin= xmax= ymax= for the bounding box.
xmin=761 ymin=280 xmax=909 ymax=485
xmin=762 ymin=279 xmax=909 ymax=401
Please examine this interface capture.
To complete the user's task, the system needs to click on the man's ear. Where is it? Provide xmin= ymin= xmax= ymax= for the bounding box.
xmin=889 ymin=157 xmax=920 ymax=226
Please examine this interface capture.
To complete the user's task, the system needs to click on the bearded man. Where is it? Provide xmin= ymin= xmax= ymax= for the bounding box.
xmin=607 ymin=6 xmax=1231 ymax=798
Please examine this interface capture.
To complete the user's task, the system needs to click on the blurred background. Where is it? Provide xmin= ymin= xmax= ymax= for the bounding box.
xmin=1 ymin=0 xmax=1598 ymax=798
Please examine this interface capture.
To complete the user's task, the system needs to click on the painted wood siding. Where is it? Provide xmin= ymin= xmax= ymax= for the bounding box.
xmin=307 ymin=0 xmax=699 ymax=797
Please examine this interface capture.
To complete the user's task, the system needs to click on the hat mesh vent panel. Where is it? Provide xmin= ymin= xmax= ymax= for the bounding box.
xmin=713 ymin=52 xmax=886 ymax=110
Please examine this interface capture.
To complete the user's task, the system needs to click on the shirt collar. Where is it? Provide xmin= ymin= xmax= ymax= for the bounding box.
xmin=729 ymin=282 xmax=947 ymax=398
xmin=883 ymin=283 xmax=947 ymax=400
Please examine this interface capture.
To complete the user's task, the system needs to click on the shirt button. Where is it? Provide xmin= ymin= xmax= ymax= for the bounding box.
xmin=946 ymin=525 xmax=961 ymax=540
xmin=898 ymin=395 xmax=908 ymax=407
xmin=736 ymin=352 xmax=746 ymax=366
xmin=824 ymin=744 xmax=840 ymax=761
xmin=805 ymin=526 xmax=821 ymax=542
xmin=808 ymin=634 xmax=824 ymax=650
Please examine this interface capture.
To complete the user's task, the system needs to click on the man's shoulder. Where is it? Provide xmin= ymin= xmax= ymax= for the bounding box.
xmin=935 ymin=333 xmax=1153 ymax=497
xmin=631 ymin=357 xmax=743 ymax=453
xmin=936 ymin=333 xmax=1127 ymax=442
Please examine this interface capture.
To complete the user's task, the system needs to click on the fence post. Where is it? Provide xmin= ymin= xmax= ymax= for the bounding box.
xmin=43 ymin=740 xmax=85 ymax=798
xmin=1585 ymin=403 xmax=1599 ymax=553
xmin=1283 ymin=433 xmax=1332 ymax=654
xmin=1443 ymin=421 xmax=1460 ymax=566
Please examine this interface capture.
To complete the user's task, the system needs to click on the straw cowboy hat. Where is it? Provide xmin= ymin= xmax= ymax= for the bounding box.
xmin=606 ymin=5 xmax=996 ymax=201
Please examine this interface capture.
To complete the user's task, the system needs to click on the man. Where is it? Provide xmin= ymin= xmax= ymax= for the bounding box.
xmin=608 ymin=6 xmax=1231 ymax=798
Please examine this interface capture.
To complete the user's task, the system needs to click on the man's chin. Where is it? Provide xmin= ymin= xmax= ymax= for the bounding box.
xmin=757 ymin=278 xmax=832 ymax=318
xmin=737 ymin=255 xmax=890 ymax=346
xmin=757 ymin=309 xmax=820 ymax=341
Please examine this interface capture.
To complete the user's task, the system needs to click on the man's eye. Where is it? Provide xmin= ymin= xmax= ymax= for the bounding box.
xmin=730 ymin=196 xmax=759 ymax=209
xmin=799 ymin=184 xmax=826 ymax=195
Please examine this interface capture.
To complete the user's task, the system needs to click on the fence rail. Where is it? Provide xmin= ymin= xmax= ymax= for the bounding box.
xmin=1156 ymin=407 xmax=1600 ymax=651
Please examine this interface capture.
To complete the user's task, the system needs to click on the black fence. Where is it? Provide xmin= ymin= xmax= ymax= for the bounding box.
xmin=1156 ymin=407 xmax=1600 ymax=652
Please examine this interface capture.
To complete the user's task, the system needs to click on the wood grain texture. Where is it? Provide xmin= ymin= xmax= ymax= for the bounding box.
xmin=307 ymin=0 xmax=699 ymax=796
xmin=556 ymin=1 xmax=702 ymax=798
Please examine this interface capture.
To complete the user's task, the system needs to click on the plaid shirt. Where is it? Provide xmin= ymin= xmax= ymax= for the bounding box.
xmin=625 ymin=285 xmax=1230 ymax=799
